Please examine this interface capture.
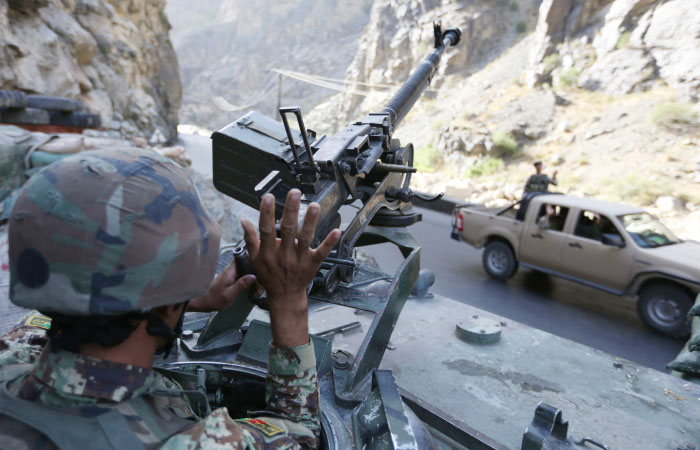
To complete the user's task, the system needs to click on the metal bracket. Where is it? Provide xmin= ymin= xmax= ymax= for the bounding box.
xmin=327 ymin=226 xmax=420 ymax=403
xmin=522 ymin=403 xmax=571 ymax=450
xmin=351 ymin=371 xmax=420 ymax=450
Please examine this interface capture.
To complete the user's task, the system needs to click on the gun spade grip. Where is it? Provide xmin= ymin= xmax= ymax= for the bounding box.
xmin=233 ymin=245 xmax=254 ymax=276
xmin=232 ymin=245 xmax=269 ymax=310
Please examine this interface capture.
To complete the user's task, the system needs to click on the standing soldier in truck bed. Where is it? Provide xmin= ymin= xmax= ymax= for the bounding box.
xmin=524 ymin=161 xmax=558 ymax=193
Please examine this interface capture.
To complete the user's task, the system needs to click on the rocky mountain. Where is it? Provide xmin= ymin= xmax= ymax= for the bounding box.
xmin=302 ymin=0 xmax=698 ymax=239
xmin=528 ymin=0 xmax=700 ymax=100
xmin=165 ymin=0 xmax=372 ymax=132
xmin=306 ymin=0 xmax=528 ymax=133
xmin=0 ymin=0 xmax=181 ymax=142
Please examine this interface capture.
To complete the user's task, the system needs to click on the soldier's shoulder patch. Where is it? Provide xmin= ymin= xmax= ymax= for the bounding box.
xmin=25 ymin=314 xmax=51 ymax=330
xmin=235 ymin=418 xmax=285 ymax=437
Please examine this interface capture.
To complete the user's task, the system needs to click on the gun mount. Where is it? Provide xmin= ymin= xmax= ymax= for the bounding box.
xmin=164 ymin=23 xmax=483 ymax=449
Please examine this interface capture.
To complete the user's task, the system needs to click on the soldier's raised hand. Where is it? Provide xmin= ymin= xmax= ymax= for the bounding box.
xmin=241 ymin=189 xmax=341 ymax=347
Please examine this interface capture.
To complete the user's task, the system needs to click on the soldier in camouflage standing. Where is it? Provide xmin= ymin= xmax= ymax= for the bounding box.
xmin=524 ymin=161 xmax=558 ymax=194
xmin=0 ymin=147 xmax=340 ymax=449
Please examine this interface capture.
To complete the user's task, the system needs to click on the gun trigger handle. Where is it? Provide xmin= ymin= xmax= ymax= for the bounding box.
xmin=232 ymin=244 xmax=269 ymax=310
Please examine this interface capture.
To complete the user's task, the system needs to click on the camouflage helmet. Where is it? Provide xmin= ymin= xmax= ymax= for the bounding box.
xmin=8 ymin=147 xmax=221 ymax=316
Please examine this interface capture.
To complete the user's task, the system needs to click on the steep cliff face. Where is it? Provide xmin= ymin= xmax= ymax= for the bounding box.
xmin=166 ymin=0 xmax=372 ymax=131
xmin=306 ymin=0 xmax=525 ymax=133
xmin=0 ymin=0 xmax=181 ymax=141
xmin=529 ymin=0 xmax=700 ymax=99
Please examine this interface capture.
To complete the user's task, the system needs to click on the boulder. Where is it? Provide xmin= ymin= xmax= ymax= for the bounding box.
xmin=593 ymin=0 xmax=657 ymax=55
xmin=578 ymin=48 xmax=656 ymax=94
xmin=655 ymin=196 xmax=685 ymax=212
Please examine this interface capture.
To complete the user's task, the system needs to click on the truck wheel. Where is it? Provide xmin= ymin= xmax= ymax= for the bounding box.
xmin=482 ymin=241 xmax=517 ymax=280
xmin=637 ymin=284 xmax=692 ymax=339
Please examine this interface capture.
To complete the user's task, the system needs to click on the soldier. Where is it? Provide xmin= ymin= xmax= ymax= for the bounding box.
xmin=523 ymin=161 xmax=558 ymax=193
xmin=0 ymin=147 xmax=340 ymax=449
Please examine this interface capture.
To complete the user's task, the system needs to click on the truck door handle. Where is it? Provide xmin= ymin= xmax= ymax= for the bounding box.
xmin=568 ymin=242 xmax=582 ymax=249
xmin=530 ymin=233 xmax=543 ymax=239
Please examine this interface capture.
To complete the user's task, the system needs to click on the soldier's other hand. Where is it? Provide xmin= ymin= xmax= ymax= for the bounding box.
xmin=188 ymin=262 xmax=256 ymax=312
xmin=241 ymin=189 xmax=341 ymax=346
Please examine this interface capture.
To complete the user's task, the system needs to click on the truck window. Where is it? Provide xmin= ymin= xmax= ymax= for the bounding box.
xmin=535 ymin=204 xmax=569 ymax=232
xmin=574 ymin=211 xmax=622 ymax=242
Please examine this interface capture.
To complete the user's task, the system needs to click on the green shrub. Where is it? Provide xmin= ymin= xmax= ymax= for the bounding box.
xmin=616 ymin=31 xmax=632 ymax=49
xmin=554 ymin=67 xmax=580 ymax=89
xmin=466 ymin=156 xmax=504 ymax=177
xmin=606 ymin=173 xmax=672 ymax=206
xmin=649 ymin=102 xmax=699 ymax=126
xmin=430 ymin=118 xmax=445 ymax=134
xmin=492 ymin=131 xmax=519 ymax=155
xmin=510 ymin=1 xmax=519 ymax=11
xmin=515 ymin=20 xmax=526 ymax=33
xmin=415 ymin=143 xmax=439 ymax=172
xmin=542 ymin=53 xmax=560 ymax=73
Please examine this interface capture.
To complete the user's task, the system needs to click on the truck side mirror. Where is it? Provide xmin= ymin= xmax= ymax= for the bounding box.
xmin=602 ymin=233 xmax=625 ymax=248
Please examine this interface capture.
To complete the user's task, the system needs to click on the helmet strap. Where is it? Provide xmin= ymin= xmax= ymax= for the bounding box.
xmin=145 ymin=301 xmax=188 ymax=359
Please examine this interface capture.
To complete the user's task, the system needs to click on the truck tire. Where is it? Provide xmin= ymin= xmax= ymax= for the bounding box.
xmin=49 ymin=111 xmax=101 ymax=128
xmin=482 ymin=241 xmax=517 ymax=280
xmin=637 ymin=283 xmax=692 ymax=339
xmin=27 ymin=95 xmax=80 ymax=112
xmin=1 ymin=107 xmax=50 ymax=125
xmin=0 ymin=90 xmax=28 ymax=108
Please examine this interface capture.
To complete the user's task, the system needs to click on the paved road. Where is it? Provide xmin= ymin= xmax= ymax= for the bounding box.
xmin=357 ymin=207 xmax=684 ymax=371
xmin=179 ymin=130 xmax=683 ymax=371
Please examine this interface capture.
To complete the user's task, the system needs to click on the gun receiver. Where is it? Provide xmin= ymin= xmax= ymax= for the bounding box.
xmin=211 ymin=23 xmax=461 ymax=295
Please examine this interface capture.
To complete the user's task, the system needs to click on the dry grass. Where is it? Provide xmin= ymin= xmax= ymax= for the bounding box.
xmin=649 ymin=102 xmax=699 ymax=127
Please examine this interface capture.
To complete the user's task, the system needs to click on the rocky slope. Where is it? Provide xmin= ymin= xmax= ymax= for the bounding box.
xmin=306 ymin=0 xmax=528 ymax=133
xmin=306 ymin=0 xmax=699 ymax=239
xmin=0 ymin=0 xmax=181 ymax=142
xmin=166 ymin=0 xmax=372 ymax=132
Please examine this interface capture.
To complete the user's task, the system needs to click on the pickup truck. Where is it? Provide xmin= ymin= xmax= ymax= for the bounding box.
xmin=450 ymin=193 xmax=700 ymax=338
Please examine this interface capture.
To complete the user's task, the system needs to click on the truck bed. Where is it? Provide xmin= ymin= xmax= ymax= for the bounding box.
xmin=454 ymin=203 xmax=522 ymax=249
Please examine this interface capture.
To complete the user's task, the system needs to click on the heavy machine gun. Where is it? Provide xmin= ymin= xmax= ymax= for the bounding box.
xmin=210 ymin=23 xmax=460 ymax=297
xmin=168 ymin=23 xmax=502 ymax=449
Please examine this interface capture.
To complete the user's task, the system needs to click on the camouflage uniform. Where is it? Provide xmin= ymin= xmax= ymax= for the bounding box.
xmin=524 ymin=173 xmax=558 ymax=193
xmin=0 ymin=318 xmax=320 ymax=449
xmin=0 ymin=148 xmax=320 ymax=449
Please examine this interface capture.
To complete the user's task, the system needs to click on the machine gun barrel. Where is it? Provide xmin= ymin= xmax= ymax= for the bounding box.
xmin=381 ymin=25 xmax=461 ymax=131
